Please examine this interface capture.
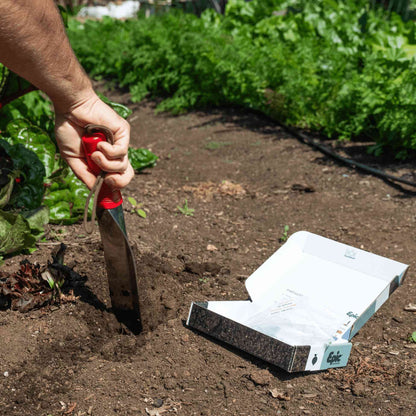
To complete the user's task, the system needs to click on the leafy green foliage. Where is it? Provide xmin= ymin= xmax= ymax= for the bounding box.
xmin=279 ymin=225 xmax=290 ymax=243
xmin=0 ymin=89 xmax=156 ymax=255
xmin=0 ymin=139 xmax=45 ymax=210
xmin=0 ymin=207 xmax=49 ymax=256
xmin=0 ymin=210 xmax=37 ymax=255
xmin=127 ymin=196 xmax=147 ymax=218
xmin=43 ymin=168 xmax=92 ymax=224
xmin=98 ymin=92 xmax=133 ymax=119
xmin=69 ymin=0 xmax=416 ymax=157
xmin=128 ymin=147 xmax=158 ymax=171
xmin=177 ymin=199 xmax=194 ymax=216
xmin=0 ymin=90 xmax=55 ymax=137
xmin=6 ymin=119 xmax=56 ymax=177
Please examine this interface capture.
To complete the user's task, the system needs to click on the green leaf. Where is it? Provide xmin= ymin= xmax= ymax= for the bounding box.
xmin=128 ymin=148 xmax=158 ymax=172
xmin=128 ymin=196 xmax=138 ymax=207
xmin=0 ymin=209 xmax=37 ymax=255
xmin=411 ymin=331 xmax=416 ymax=343
xmin=43 ymin=169 xmax=91 ymax=224
xmin=22 ymin=206 xmax=49 ymax=239
xmin=0 ymin=90 xmax=55 ymax=136
xmin=98 ymin=93 xmax=132 ymax=119
xmin=6 ymin=119 xmax=56 ymax=178
xmin=0 ymin=174 xmax=15 ymax=209
xmin=0 ymin=139 xmax=45 ymax=210
xmin=137 ymin=208 xmax=147 ymax=218
xmin=47 ymin=201 xmax=72 ymax=223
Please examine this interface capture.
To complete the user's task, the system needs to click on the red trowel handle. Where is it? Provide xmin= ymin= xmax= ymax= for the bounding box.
xmin=82 ymin=129 xmax=123 ymax=210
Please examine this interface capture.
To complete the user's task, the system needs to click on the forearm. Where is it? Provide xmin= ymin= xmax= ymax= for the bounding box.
xmin=0 ymin=0 xmax=93 ymax=112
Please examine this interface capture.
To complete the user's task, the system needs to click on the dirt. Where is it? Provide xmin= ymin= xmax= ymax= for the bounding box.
xmin=1 ymin=95 xmax=416 ymax=416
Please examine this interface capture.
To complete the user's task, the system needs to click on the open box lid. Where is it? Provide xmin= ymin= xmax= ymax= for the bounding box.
xmin=243 ymin=231 xmax=408 ymax=342
xmin=187 ymin=231 xmax=408 ymax=372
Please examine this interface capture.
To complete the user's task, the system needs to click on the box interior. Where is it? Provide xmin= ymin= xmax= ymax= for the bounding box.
xmin=206 ymin=232 xmax=407 ymax=347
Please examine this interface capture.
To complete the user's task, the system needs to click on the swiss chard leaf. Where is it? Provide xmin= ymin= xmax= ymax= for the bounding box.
xmin=0 ymin=209 xmax=36 ymax=255
xmin=43 ymin=168 xmax=91 ymax=224
xmin=0 ymin=139 xmax=45 ymax=210
xmin=6 ymin=119 xmax=56 ymax=178
xmin=0 ymin=90 xmax=55 ymax=136
xmin=128 ymin=147 xmax=158 ymax=172
xmin=0 ymin=173 xmax=15 ymax=209
xmin=22 ymin=206 xmax=49 ymax=240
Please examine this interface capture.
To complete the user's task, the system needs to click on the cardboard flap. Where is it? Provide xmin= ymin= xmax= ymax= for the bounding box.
xmin=245 ymin=231 xmax=408 ymax=302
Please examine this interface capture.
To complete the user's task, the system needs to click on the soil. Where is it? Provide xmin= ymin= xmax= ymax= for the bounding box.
xmin=1 ymin=94 xmax=416 ymax=416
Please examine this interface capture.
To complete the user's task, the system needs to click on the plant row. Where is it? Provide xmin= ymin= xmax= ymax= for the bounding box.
xmin=69 ymin=0 xmax=416 ymax=158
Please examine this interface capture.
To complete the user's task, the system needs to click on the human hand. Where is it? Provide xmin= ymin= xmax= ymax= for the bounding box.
xmin=54 ymin=91 xmax=134 ymax=193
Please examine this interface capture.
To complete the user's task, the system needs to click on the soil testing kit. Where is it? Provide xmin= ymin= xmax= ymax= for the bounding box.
xmin=187 ymin=231 xmax=408 ymax=372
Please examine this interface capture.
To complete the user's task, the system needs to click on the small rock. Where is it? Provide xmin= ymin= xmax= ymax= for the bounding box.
xmin=3 ymin=371 xmax=9 ymax=377
xmin=404 ymin=303 xmax=416 ymax=312
xmin=249 ymin=369 xmax=272 ymax=386
xmin=352 ymin=382 xmax=367 ymax=397
xmin=207 ymin=244 xmax=218 ymax=251
xmin=153 ymin=398 xmax=163 ymax=408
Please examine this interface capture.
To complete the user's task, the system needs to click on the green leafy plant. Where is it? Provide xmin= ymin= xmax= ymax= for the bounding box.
xmin=0 ymin=87 xmax=157 ymax=257
xmin=0 ymin=207 xmax=49 ymax=256
xmin=127 ymin=196 xmax=147 ymax=218
xmin=279 ymin=225 xmax=290 ymax=243
xmin=177 ymin=199 xmax=195 ymax=216
xmin=128 ymin=147 xmax=158 ymax=172
xmin=409 ymin=331 xmax=416 ymax=343
xmin=68 ymin=0 xmax=416 ymax=158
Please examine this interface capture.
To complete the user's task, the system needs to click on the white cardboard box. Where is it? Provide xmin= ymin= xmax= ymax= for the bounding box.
xmin=187 ymin=231 xmax=408 ymax=372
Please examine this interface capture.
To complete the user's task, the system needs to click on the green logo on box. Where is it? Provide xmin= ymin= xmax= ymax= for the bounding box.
xmin=321 ymin=344 xmax=352 ymax=369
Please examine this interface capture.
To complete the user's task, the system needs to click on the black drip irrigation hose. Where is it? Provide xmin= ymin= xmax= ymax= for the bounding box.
xmin=283 ymin=125 xmax=416 ymax=191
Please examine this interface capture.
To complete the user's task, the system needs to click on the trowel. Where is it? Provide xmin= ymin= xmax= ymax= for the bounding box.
xmin=82 ymin=125 xmax=141 ymax=333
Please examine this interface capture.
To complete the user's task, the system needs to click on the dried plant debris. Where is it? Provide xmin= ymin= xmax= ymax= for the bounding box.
xmin=182 ymin=180 xmax=246 ymax=201
xmin=0 ymin=243 xmax=84 ymax=312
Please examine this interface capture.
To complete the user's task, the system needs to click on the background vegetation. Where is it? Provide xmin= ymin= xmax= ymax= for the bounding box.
xmin=69 ymin=0 xmax=416 ymax=158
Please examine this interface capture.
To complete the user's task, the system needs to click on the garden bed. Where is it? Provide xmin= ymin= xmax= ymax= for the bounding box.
xmin=0 ymin=95 xmax=415 ymax=415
